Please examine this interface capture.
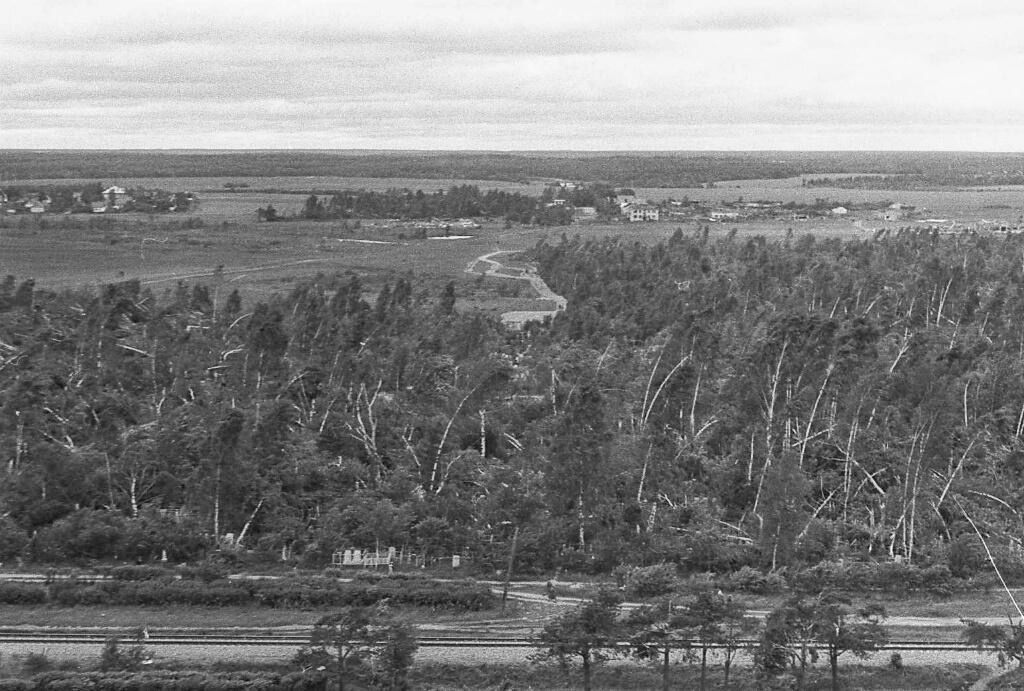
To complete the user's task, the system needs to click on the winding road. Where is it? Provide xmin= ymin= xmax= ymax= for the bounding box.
xmin=466 ymin=250 xmax=566 ymax=328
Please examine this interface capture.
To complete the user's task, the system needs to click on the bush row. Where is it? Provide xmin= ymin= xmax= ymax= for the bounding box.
xmin=710 ymin=561 xmax=968 ymax=595
xmin=608 ymin=560 xmax=974 ymax=600
xmin=0 ymin=577 xmax=494 ymax=611
xmin=786 ymin=561 xmax=965 ymax=595
xmin=24 ymin=670 xmax=326 ymax=690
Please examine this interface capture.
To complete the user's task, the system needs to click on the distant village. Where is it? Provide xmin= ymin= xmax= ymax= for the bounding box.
xmin=545 ymin=182 xmax=1024 ymax=234
xmin=0 ymin=183 xmax=196 ymax=215
xmin=544 ymin=181 xmax=889 ymax=226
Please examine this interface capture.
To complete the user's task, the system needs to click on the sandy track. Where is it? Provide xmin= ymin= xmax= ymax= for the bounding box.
xmin=467 ymin=251 xmax=566 ymax=328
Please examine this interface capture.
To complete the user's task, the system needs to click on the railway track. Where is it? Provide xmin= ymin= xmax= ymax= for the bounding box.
xmin=0 ymin=630 xmax=987 ymax=653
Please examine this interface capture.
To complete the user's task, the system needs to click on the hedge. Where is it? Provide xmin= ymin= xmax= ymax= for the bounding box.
xmin=29 ymin=670 xmax=326 ymax=690
xmin=0 ymin=576 xmax=494 ymax=611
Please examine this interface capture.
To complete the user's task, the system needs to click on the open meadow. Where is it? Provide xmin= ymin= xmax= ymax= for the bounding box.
xmin=7 ymin=169 xmax=998 ymax=305
xmin=0 ymin=186 xmax=868 ymax=313
xmin=0 ymin=170 xmax=1006 ymax=320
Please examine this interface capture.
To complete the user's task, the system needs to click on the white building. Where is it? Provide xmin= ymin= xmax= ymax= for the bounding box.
xmin=626 ymin=204 xmax=660 ymax=222
xmin=104 ymin=186 xmax=131 ymax=209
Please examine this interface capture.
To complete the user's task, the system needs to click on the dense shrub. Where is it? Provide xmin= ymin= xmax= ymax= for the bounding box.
xmin=32 ymin=510 xmax=129 ymax=562
xmin=948 ymin=536 xmax=986 ymax=579
xmin=0 ymin=680 xmax=32 ymax=691
xmin=787 ymin=559 xmax=964 ymax=594
xmin=0 ymin=574 xmax=494 ymax=611
xmin=98 ymin=636 xmax=150 ymax=672
xmin=28 ymin=670 xmax=326 ymax=690
xmin=0 ymin=517 xmax=29 ymax=561
xmin=620 ymin=564 xmax=678 ymax=598
xmin=0 ymin=582 xmax=46 ymax=604
xmin=723 ymin=565 xmax=786 ymax=594
xmin=178 ymin=563 xmax=231 ymax=584
xmin=107 ymin=565 xmax=175 ymax=582
xmin=21 ymin=652 xmax=53 ymax=676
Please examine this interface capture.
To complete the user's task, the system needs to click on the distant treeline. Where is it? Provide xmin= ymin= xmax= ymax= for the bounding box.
xmin=10 ymin=150 xmax=1023 ymax=187
xmin=284 ymin=183 xmax=620 ymax=225
xmin=297 ymin=185 xmax=541 ymax=222
xmin=806 ymin=170 xmax=1024 ymax=189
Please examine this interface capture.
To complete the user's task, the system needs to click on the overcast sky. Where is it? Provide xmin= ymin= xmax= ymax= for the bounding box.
xmin=3 ymin=0 xmax=1024 ymax=150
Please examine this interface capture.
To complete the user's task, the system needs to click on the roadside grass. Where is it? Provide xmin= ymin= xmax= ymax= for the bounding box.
xmin=989 ymin=666 xmax=1024 ymax=689
xmin=412 ymin=661 xmax=988 ymax=690
xmin=0 ymin=605 xmax=321 ymax=629
xmin=0 ymin=602 xmax=527 ymax=631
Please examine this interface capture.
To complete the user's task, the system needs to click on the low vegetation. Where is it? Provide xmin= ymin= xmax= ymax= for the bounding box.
xmin=0 ymin=574 xmax=493 ymax=611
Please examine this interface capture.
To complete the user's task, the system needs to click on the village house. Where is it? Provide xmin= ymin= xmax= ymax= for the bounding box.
xmin=626 ymin=204 xmax=660 ymax=222
xmin=877 ymin=202 xmax=911 ymax=222
xmin=103 ymin=186 xmax=131 ymax=209
xmin=573 ymin=206 xmax=598 ymax=222
xmin=709 ymin=210 xmax=740 ymax=221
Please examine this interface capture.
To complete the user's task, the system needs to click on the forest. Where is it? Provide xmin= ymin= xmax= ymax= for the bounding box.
xmin=291 ymin=183 xmax=617 ymax=225
xmin=804 ymin=171 xmax=1024 ymax=189
xmin=8 ymin=150 xmax=1023 ymax=188
xmin=2 ymin=229 xmax=1024 ymax=585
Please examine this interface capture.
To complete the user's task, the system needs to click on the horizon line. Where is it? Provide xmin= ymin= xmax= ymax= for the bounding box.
xmin=4 ymin=148 xmax=1024 ymax=155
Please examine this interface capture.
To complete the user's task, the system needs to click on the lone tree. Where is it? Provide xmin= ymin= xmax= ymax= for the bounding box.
xmin=962 ymin=618 xmax=1024 ymax=669
xmin=681 ymin=591 xmax=752 ymax=689
xmin=815 ymin=592 xmax=887 ymax=691
xmin=296 ymin=608 xmax=381 ymax=691
xmin=377 ymin=621 xmax=418 ymax=691
xmin=531 ymin=589 xmax=623 ymax=691
xmin=627 ymin=599 xmax=694 ymax=691
xmin=755 ymin=595 xmax=820 ymax=690
xmin=756 ymin=592 xmax=887 ymax=691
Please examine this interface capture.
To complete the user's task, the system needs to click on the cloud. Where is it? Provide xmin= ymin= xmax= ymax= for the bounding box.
xmin=3 ymin=1 xmax=1024 ymax=149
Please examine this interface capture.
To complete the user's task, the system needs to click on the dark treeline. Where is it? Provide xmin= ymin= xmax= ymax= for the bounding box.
xmin=806 ymin=170 xmax=1024 ymax=189
xmin=4 ymin=231 xmax=1024 ymax=580
xmin=9 ymin=150 xmax=1020 ymax=188
xmin=297 ymin=185 xmax=544 ymax=223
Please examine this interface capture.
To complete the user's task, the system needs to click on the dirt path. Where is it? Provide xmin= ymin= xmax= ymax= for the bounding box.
xmin=467 ymin=250 xmax=566 ymax=328
xmin=139 ymin=258 xmax=333 ymax=286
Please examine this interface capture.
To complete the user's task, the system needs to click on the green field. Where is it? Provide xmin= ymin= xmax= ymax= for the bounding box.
xmin=0 ymin=173 xmax=995 ymax=310
xmin=0 ymin=210 xmax=868 ymax=310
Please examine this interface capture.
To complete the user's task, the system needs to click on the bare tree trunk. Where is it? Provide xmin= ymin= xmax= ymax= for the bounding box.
xmin=798 ymin=363 xmax=833 ymax=469
xmin=753 ymin=339 xmax=788 ymax=519
xmin=578 ymin=488 xmax=586 ymax=550
xmin=582 ymin=651 xmax=592 ymax=691
xmin=11 ymin=411 xmax=23 ymax=473
xmin=501 ymin=525 xmax=520 ymax=613
xmin=129 ymin=475 xmax=138 ymax=518
xmin=429 ymin=389 xmax=476 ymax=492
xmin=479 ymin=409 xmax=486 ymax=458
xmin=236 ymin=497 xmax=265 ymax=548
xmin=213 ymin=464 xmax=221 ymax=539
